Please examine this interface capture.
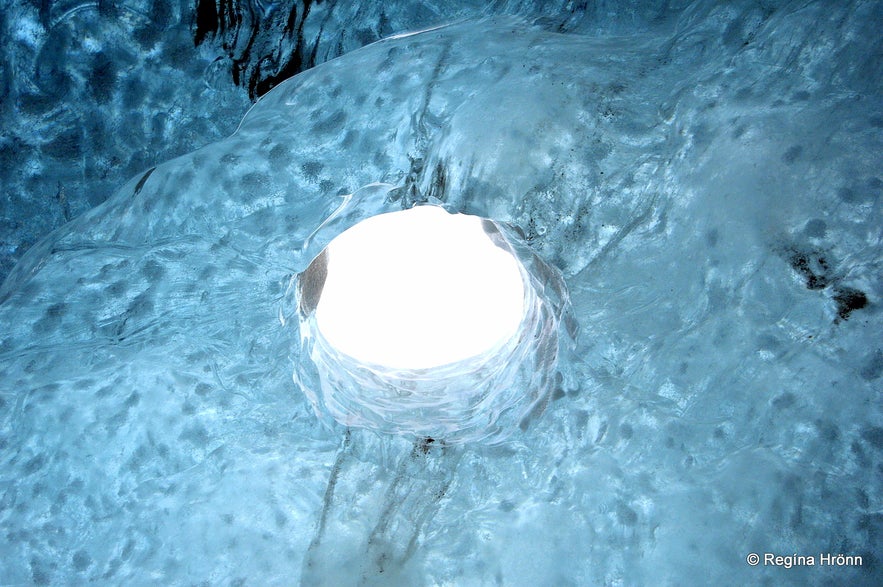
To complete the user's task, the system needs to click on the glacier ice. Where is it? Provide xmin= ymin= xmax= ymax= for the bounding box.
xmin=0 ymin=1 xmax=881 ymax=585
xmin=293 ymin=195 xmax=573 ymax=444
xmin=0 ymin=0 xmax=251 ymax=281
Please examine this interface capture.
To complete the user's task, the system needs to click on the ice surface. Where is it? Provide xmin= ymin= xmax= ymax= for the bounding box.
xmin=293 ymin=194 xmax=573 ymax=444
xmin=0 ymin=1 xmax=881 ymax=585
xmin=0 ymin=0 xmax=251 ymax=281
xmin=0 ymin=0 xmax=684 ymax=283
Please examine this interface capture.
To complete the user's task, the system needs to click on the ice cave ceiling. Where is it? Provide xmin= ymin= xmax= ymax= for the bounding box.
xmin=0 ymin=0 xmax=881 ymax=585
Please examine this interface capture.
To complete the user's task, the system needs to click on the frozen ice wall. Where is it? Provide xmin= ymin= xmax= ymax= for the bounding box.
xmin=0 ymin=0 xmax=253 ymax=281
xmin=1 ymin=0 xmax=881 ymax=585
xmin=0 ymin=0 xmax=679 ymax=283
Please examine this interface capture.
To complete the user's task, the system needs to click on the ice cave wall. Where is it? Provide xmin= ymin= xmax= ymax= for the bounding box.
xmin=0 ymin=0 xmax=881 ymax=585
xmin=0 ymin=0 xmax=681 ymax=283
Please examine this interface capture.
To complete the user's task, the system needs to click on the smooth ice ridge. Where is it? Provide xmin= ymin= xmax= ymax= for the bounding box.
xmin=292 ymin=194 xmax=573 ymax=444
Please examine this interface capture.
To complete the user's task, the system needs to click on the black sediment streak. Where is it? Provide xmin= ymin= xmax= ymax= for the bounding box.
xmin=194 ymin=0 xmax=219 ymax=46
xmin=195 ymin=0 xmax=331 ymax=100
xmin=133 ymin=167 xmax=156 ymax=196
xmin=254 ymin=0 xmax=317 ymax=98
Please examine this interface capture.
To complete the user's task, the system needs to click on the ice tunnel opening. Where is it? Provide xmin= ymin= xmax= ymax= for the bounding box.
xmin=312 ymin=205 xmax=527 ymax=370
xmin=293 ymin=199 xmax=571 ymax=443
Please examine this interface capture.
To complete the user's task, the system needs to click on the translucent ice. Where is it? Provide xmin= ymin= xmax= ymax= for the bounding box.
xmin=293 ymin=195 xmax=572 ymax=444
xmin=0 ymin=2 xmax=880 ymax=585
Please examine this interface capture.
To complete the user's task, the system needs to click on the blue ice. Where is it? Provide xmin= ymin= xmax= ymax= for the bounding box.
xmin=0 ymin=1 xmax=880 ymax=585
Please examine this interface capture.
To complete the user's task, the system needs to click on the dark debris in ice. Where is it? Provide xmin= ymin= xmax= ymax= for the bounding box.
xmin=781 ymin=243 xmax=872 ymax=322
xmin=786 ymin=247 xmax=832 ymax=290
xmin=832 ymin=287 xmax=869 ymax=321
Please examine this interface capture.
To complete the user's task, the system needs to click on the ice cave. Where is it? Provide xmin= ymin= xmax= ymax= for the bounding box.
xmin=0 ymin=0 xmax=880 ymax=585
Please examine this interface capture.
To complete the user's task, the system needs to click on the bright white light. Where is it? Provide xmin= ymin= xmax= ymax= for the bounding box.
xmin=314 ymin=206 xmax=526 ymax=370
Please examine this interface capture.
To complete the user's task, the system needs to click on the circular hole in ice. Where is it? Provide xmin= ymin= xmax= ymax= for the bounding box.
xmin=313 ymin=205 xmax=526 ymax=370
xmin=292 ymin=201 xmax=572 ymax=443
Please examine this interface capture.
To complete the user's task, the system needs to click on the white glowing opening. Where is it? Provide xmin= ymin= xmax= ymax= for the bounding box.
xmin=314 ymin=206 xmax=526 ymax=370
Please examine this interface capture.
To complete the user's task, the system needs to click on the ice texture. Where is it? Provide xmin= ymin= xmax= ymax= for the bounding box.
xmin=1 ymin=1 xmax=881 ymax=585
xmin=0 ymin=0 xmax=683 ymax=283
xmin=189 ymin=0 xmax=684 ymax=99
xmin=0 ymin=0 xmax=251 ymax=281
xmin=293 ymin=194 xmax=575 ymax=444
